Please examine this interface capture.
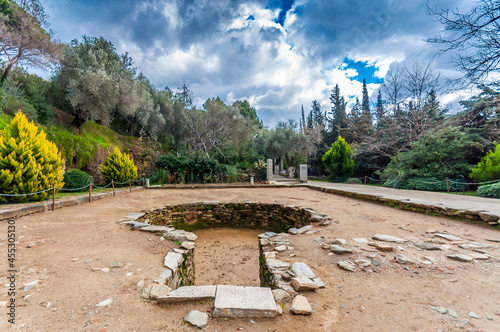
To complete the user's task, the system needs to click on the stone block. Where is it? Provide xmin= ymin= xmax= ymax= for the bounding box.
xmin=164 ymin=252 xmax=184 ymax=271
xmin=291 ymin=262 xmax=315 ymax=279
xmin=157 ymin=285 xmax=216 ymax=302
xmin=291 ymin=278 xmax=319 ymax=291
xmin=213 ymin=285 xmax=277 ymax=318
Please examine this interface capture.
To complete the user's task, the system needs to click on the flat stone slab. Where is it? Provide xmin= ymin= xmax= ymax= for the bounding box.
xmin=163 ymin=252 xmax=184 ymax=271
xmin=447 ymin=254 xmax=472 ymax=262
xmin=158 ymin=285 xmax=216 ymax=302
xmin=458 ymin=242 xmax=495 ymax=250
xmin=414 ymin=242 xmax=443 ymax=250
xmin=126 ymin=213 xmax=145 ymax=220
xmin=266 ymin=259 xmax=289 ymax=272
xmin=291 ymin=295 xmax=312 ymax=315
xmin=337 ymin=260 xmax=356 ymax=272
xmin=435 ymin=233 xmax=463 ymax=241
xmin=184 ymin=310 xmax=208 ymax=329
xmin=373 ymin=234 xmax=407 ymax=243
xmin=164 ymin=230 xmax=198 ymax=242
xmin=330 ymin=244 xmax=353 ymax=254
xmin=291 ymin=278 xmax=319 ymax=291
xmin=297 ymin=225 xmax=313 ymax=234
xmin=128 ymin=221 xmax=150 ymax=230
xmin=213 ymin=285 xmax=277 ymax=318
xmin=139 ymin=225 xmax=174 ymax=233
xmin=291 ymin=262 xmax=316 ymax=279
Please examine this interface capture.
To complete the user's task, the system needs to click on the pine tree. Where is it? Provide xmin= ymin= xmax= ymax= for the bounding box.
xmin=0 ymin=111 xmax=64 ymax=202
xmin=346 ymin=97 xmax=363 ymax=143
xmin=301 ymin=105 xmax=306 ymax=133
xmin=311 ymin=100 xmax=324 ymax=127
xmin=375 ymin=90 xmax=385 ymax=128
xmin=361 ymin=79 xmax=373 ymax=131
xmin=329 ymin=84 xmax=348 ymax=142
xmin=322 ymin=135 xmax=354 ymax=179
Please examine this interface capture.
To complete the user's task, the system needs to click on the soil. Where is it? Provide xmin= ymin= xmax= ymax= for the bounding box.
xmin=1 ymin=187 xmax=499 ymax=331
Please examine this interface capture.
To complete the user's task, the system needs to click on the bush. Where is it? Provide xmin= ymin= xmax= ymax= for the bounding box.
xmin=477 ymin=182 xmax=500 ymax=198
xmin=344 ymin=178 xmax=362 ymax=184
xmin=0 ymin=111 xmax=64 ymax=202
xmin=63 ymin=169 xmax=92 ymax=191
xmin=226 ymin=165 xmax=240 ymax=183
xmin=323 ymin=136 xmax=354 ymax=179
xmin=100 ymin=147 xmax=138 ymax=183
xmin=157 ymin=154 xmax=226 ymax=183
xmin=470 ymin=143 xmax=500 ymax=182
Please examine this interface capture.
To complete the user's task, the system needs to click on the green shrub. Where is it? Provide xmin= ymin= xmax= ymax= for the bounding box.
xmin=323 ymin=136 xmax=354 ymax=179
xmin=157 ymin=154 xmax=226 ymax=183
xmin=0 ymin=112 xmax=64 ymax=202
xmin=100 ymin=147 xmax=138 ymax=183
xmin=344 ymin=178 xmax=362 ymax=184
xmin=63 ymin=169 xmax=92 ymax=191
xmin=152 ymin=168 xmax=167 ymax=184
xmin=4 ymin=95 xmax=37 ymax=121
xmin=227 ymin=165 xmax=240 ymax=183
xmin=477 ymin=182 xmax=500 ymax=198
xmin=470 ymin=143 xmax=500 ymax=182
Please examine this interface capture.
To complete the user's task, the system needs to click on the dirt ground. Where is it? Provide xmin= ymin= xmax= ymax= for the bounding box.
xmin=1 ymin=187 xmax=500 ymax=332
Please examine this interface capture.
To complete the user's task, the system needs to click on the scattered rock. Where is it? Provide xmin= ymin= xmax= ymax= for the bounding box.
xmin=22 ymin=280 xmax=38 ymax=291
xmin=469 ymin=253 xmax=489 ymax=260
xmin=394 ymin=254 xmax=416 ymax=265
xmin=447 ymin=308 xmax=459 ymax=318
xmin=431 ymin=306 xmax=447 ymax=314
xmin=129 ymin=222 xmax=150 ymax=230
xmin=291 ymin=262 xmax=316 ymax=279
xmin=272 ymin=289 xmax=291 ymax=302
xmin=337 ymin=261 xmax=356 ymax=272
xmin=173 ymin=248 xmax=187 ymax=254
xmin=469 ymin=312 xmax=479 ymax=319
xmin=352 ymin=238 xmax=369 ymax=244
xmin=354 ymin=259 xmax=371 ymax=267
xmin=414 ymin=242 xmax=443 ymax=251
xmin=266 ymin=259 xmax=290 ymax=272
xmin=291 ymin=278 xmax=319 ymax=291
xmin=84 ymin=259 xmax=92 ymax=264
xmin=163 ymin=252 xmax=184 ymax=271
xmin=435 ymin=233 xmax=463 ymax=241
xmin=280 ymin=270 xmax=295 ymax=281
xmin=372 ymin=234 xmax=407 ymax=243
xmin=100 ymin=267 xmax=109 ymax=273
xmin=291 ymin=295 xmax=313 ymax=315
xmin=447 ymin=254 xmax=473 ymax=262
xmin=275 ymin=245 xmax=287 ymax=252
xmin=330 ymin=245 xmax=353 ymax=254
xmin=319 ymin=220 xmax=330 ymax=226
xmin=136 ymin=279 xmax=145 ymax=289
xmin=298 ymin=225 xmax=313 ymax=234
xmin=458 ymin=242 xmax=495 ymax=250
xmin=149 ymin=284 xmax=172 ymax=300
xmin=332 ymin=239 xmax=347 ymax=245
xmin=313 ymin=277 xmax=326 ymax=288
xmin=184 ymin=310 xmax=208 ymax=329
xmin=164 ymin=230 xmax=198 ymax=242
xmin=95 ymin=298 xmax=113 ymax=307
xmin=108 ymin=262 xmax=123 ymax=269
xmin=141 ymin=285 xmax=152 ymax=299
xmin=305 ymin=230 xmax=320 ymax=235
xmin=375 ymin=243 xmax=393 ymax=252
xmin=288 ymin=228 xmax=299 ymax=235
xmin=485 ymin=238 xmax=500 ymax=243
xmin=139 ymin=225 xmax=174 ymax=233
xmin=310 ymin=237 xmax=324 ymax=243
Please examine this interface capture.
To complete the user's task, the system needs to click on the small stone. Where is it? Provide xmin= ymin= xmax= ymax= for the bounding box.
xmin=319 ymin=220 xmax=330 ymax=226
xmin=332 ymin=239 xmax=347 ymax=245
xmin=84 ymin=259 xmax=92 ymax=264
xmin=485 ymin=238 xmax=500 ymax=243
xmin=264 ymin=251 xmax=276 ymax=260
xmin=136 ymin=279 xmax=145 ymax=289
xmin=337 ymin=261 xmax=356 ymax=272
xmin=394 ymin=254 xmax=416 ymax=265
xmin=276 ymin=303 xmax=283 ymax=314
xmin=415 ymin=242 xmax=442 ymax=250
xmin=435 ymin=233 xmax=462 ymax=241
xmin=164 ymin=230 xmax=198 ymax=242
xmin=469 ymin=253 xmax=489 ymax=260
xmin=272 ymin=289 xmax=290 ymax=302
xmin=469 ymin=312 xmax=479 ymax=319
xmin=149 ymin=284 xmax=172 ymax=300
xmin=108 ymin=262 xmax=123 ymax=269
xmin=180 ymin=241 xmax=195 ymax=250
xmin=313 ymin=277 xmax=326 ymax=288
xmin=447 ymin=308 xmax=459 ymax=318
xmin=375 ymin=243 xmax=393 ymax=251
xmin=459 ymin=242 xmax=495 ymax=250
xmin=291 ymin=295 xmax=313 ymax=315
xmin=298 ymin=225 xmax=313 ymax=234
xmin=163 ymin=252 xmax=184 ymax=271
xmin=321 ymin=243 xmax=331 ymax=250
xmin=310 ymin=237 xmax=324 ymax=243
xmin=330 ymin=245 xmax=353 ymax=255
xmin=291 ymin=262 xmax=315 ymax=279
xmin=173 ymin=248 xmax=187 ymax=254
xmin=288 ymin=228 xmax=299 ymax=235
xmin=95 ymin=298 xmax=113 ymax=307
xmin=371 ymin=258 xmax=380 ymax=266
xmin=372 ymin=234 xmax=407 ymax=243
xmin=281 ymin=270 xmax=295 ymax=281
xmin=184 ymin=310 xmax=208 ymax=329
xmin=352 ymin=238 xmax=369 ymax=244
xmin=266 ymin=259 xmax=289 ymax=272
xmin=305 ymin=230 xmax=320 ymax=235
xmin=354 ymin=259 xmax=371 ymax=267
xmin=291 ymin=278 xmax=319 ymax=291
xmin=101 ymin=267 xmax=110 ymax=273
xmin=396 ymin=246 xmax=405 ymax=251
xmin=141 ymin=285 xmax=152 ymax=298
xmin=275 ymin=245 xmax=287 ymax=252
xmin=447 ymin=254 xmax=473 ymax=262
xmin=139 ymin=225 xmax=174 ymax=233
xmin=431 ymin=306 xmax=447 ymax=314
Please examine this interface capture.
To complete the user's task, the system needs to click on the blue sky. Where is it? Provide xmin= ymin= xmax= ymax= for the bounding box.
xmin=41 ymin=0 xmax=475 ymax=126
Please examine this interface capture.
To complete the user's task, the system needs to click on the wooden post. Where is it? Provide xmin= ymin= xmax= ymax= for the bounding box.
xmin=112 ymin=180 xmax=115 ymax=196
xmin=89 ymin=182 xmax=92 ymax=203
xmin=129 ymin=180 xmax=132 ymax=192
xmin=52 ymin=184 xmax=56 ymax=211
xmin=364 ymin=176 xmax=367 ymax=184
xmin=446 ymin=177 xmax=450 ymax=193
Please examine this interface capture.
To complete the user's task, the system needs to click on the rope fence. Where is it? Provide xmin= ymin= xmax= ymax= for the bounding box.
xmin=0 ymin=178 xmax=148 ymax=210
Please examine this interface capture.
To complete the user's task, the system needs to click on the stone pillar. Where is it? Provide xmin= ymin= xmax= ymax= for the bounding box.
xmin=299 ymin=164 xmax=308 ymax=183
xmin=266 ymin=159 xmax=273 ymax=182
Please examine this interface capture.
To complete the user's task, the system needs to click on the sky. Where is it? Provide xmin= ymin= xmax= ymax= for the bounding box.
xmin=41 ymin=0 xmax=477 ymax=127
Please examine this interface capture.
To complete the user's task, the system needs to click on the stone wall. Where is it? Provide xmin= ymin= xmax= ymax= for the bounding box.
xmin=140 ymin=201 xmax=325 ymax=233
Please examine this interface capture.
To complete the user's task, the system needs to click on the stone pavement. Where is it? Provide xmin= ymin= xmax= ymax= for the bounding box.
xmin=306 ymin=181 xmax=500 ymax=219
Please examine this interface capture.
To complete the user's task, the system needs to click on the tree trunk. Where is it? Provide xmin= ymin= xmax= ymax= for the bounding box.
xmin=71 ymin=106 xmax=88 ymax=132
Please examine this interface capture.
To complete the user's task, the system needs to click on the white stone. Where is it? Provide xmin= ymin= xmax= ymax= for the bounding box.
xmin=184 ymin=310 xmax=208 ymax=329
xmin=164 ymin=230 xmax=198 ymax=242
xmin=291 ymin=278 xmax=319 ymax=291
xmin=213 ymin=285 xmax=277 ymax=318
xmin=272 ymin=289 xmax=291 ymax=302
xmin=139 ymin=225 xmax=174 ymax=233
xmin=181 ymin=241 xmax=196 ymax=250
xmin=266 ymin=259 xmax=289 ymax=272
xmin=313 ymin=277 xmax=326 ymax=288
xmin=372 ymin=234 xmax=407 ymax=243
xmin=157 ymin=285 xmax=216 ymax=302
xmin=435 ymin=233 xmax=463 ymax=241
xmin=352 ymin=238 xmax=369 ymax=244
xmin=297 ymin=225 xmax=313 ymax=234
xmin=291 ymin=262 xmax=316 ymax=279
xmin=163 ymin=252 xmax=184 ymax=271
xmin=275 ymin=245 xmax=287 ymax=252
xmin=149 ymin=284 xmax=172 ymax=300
xmin=95 ymin=298 xmax=113 ymax=307
xmin=447 ymin=254 xmax=472 ymax=262
xmin=291 ymin=295 xmax=312 ymax=315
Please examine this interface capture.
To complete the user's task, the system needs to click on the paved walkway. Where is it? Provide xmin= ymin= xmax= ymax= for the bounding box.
xmin=306 ymin=181 xmax=500 ymax=217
